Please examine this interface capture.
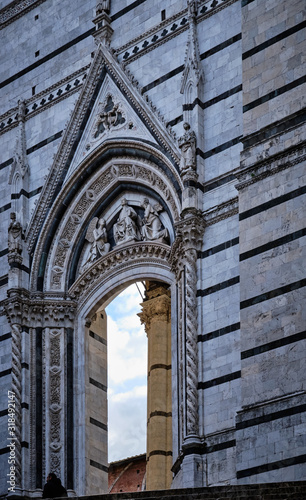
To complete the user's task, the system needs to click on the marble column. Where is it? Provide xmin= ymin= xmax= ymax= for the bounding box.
xmin=138 ymin=282 xmax=172 ymax=490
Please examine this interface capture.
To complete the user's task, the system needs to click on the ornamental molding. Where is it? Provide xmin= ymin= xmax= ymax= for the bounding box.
xmin=115 ymin=8 xmax=188 ymax=58
xmin=0 ymin=66 xmax=89 ymax=136
xmin=26 ymin=45 xmax=180 ymax=252
xmin=236 ymin=141 xmax=306 ymax=190
xmin=69 ymin=241 xmax=171 ymax=305
xmin=3 ymin=293 xmax=77 ymax=326
xmin=115 ymin=0 xmax=237 ymax=66
xmin=202 ymin=197 xmax=239 ymax=226
xmin=0 ymin=0 xmax=47 ymax=30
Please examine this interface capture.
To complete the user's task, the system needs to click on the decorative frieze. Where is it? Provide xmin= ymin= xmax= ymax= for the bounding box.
xmin=4 ymin=293 xmax=77 ymax=327
xmin=236 ymin=142 xmax=306 ymax=190
xmin=202 ymin=197 xmax=239 ymax=225
xmin=0 ymin=67 xmax=88 ymax=136
xmin=0 ymin=0 xmax=47 ymax=29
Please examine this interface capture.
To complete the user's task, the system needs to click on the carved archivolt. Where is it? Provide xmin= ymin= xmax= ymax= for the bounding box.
xmin=70 ymin=242 xmax=171 ymax=304
xmin=46 ymin=158 xmax=179 ymax=291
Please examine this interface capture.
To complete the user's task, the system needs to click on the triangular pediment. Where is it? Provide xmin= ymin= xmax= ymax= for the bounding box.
xmin=66 ymin=71 xmax=159 ymax=179
xmin=27 ymin=43 xmax=180 ymax=251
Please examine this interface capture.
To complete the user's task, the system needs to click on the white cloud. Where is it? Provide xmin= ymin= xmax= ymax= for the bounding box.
xmin=108 ymin=391 xmax=147 ymax=462
xmin=107 ymin=316 xmax=147 ymax=385
xmin=106 ymin=283 xmax=147 ymax=463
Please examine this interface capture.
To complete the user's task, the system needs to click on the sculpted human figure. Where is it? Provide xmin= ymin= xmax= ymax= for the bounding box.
xmin=96 ymin=0 xmax=110 ymax=14
xmin=178 ymin=122 xmax=197 ymax=172
xmin=82 ymin=217 xmax=110 ymax=271
xmin=8 ymin=212 xmax=23 ymax=255
xmin=141 ymin=198 xmax=169 ymax=243
xmin=113 ymin=198 xmax=141 ymax=245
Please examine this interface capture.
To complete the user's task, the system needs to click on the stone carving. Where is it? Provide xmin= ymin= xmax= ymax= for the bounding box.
xmin=178 ymin=123 xmax=196 ymax=173
xmin=141 ymin=198 xmax=169 ymax=243
xmin=113 ymin=198 xmax=141 ymax=245
xmin=70 ymin=242 xmax=171 ymax=302
xmin=170 ymin=211 xmax=205 ymax=439
xmin=93 ymin=95 xmax=125 ymax=139
xmin=96 ymin=0 xmax=110 ymax=14
xmin=82 ymin=217 xmax=110 ymax=270
xmin=8 ymin=212 xmax=23 ymax=263
xmin=49 ymin=329 xmax=62 ymax=478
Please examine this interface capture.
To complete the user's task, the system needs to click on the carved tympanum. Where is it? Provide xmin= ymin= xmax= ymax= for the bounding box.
xmin=81 ymin=197 xmax=169 ymax=271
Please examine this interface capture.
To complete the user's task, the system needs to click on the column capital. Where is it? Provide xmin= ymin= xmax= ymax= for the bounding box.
xmin=170 ymin=208 xmax=205 ymax=274
xmin=138 ymin=293 xmax=171 ymax=335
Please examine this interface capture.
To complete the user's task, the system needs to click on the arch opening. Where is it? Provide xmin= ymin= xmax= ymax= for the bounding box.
xmin=80 ymin=278 xmax=173 ymax=494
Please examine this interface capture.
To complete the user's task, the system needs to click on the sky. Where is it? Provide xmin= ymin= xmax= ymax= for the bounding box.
xmin=105 ymin=283 xmax=147 ymax=463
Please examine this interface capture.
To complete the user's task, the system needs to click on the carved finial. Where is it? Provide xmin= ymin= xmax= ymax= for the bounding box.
xmin=181 ymin=0 xmax=203 ymax=95
xmin=9 ymin=100 xmax=29 ymax=185
xmin=93 ymin=0 xmax=113 ymax=46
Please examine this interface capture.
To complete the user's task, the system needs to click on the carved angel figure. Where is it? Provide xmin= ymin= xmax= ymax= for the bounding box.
xmin=113 ymin=198 xmax=141 ymax=245
xmin=8 ymin=212 xmax=23 ymax=254
xmin=178 ymin=122 xmax=197 ymax=172
xmin=83 ymin=217 xmax=110 ymax=270
xmin=141 ymin=198 xmax=169 ymax=243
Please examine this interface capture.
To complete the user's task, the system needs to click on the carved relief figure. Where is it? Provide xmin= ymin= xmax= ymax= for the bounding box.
xmin=94 ymin=96 xmax=125 ymax=139
xmin=113 ymin=198 xmax=141 ymax=245
xmin=178 ymin=122 xmax=197 ymax=172
xmin=8 ymin=212 xmax=23 ymax=255
xmin=83 ymin=217 xmax=110 ymax=270
xmin=141 ymin=198 xmax=169 ymax=243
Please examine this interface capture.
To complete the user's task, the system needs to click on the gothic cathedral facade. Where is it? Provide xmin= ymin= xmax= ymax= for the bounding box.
xmin=0 ymin=0 xmax=305 ymax=496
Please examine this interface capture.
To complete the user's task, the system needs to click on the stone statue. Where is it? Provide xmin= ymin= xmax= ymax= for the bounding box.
xmin=178 ymin=122 xmax=197 ymax=172
xmin=113 ymin=198 xmax=141 ymax=245
xmin=96 ymin=0 xmax=110 ymax=14
xmin=8 ymin=212 xmax=23 ymax=255
xmin=141 ymin=198 xmax=169 ymax=243
xmin=83 ymin=217 xmax=110 ymax=270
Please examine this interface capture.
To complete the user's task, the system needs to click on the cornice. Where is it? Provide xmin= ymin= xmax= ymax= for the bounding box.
xmin=202 ymin=197 xmax=239 ymax=225
xmin=0 ymin=66 xmax=89 ymax=136
xmin=115 ymin=0 xmax=238 ymax=67
xmin=236 ymin=141 xmax=306 ymax=191
xmin=0 ymin=0 xmax=47 ymax=30
xmin=3 ymin=291 xmax=77 ymax=326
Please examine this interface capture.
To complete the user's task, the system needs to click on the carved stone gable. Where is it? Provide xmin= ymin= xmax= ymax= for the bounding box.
xmin=66 ymin=72 xmax=159 ymax=179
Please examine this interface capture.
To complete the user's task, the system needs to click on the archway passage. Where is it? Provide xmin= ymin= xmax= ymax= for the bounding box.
xmin=84 ymin=280 xmax=172 ymax=493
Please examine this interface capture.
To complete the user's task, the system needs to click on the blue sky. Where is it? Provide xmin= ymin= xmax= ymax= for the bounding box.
xmin=106 ymin=283 xmax=147 ymax=462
